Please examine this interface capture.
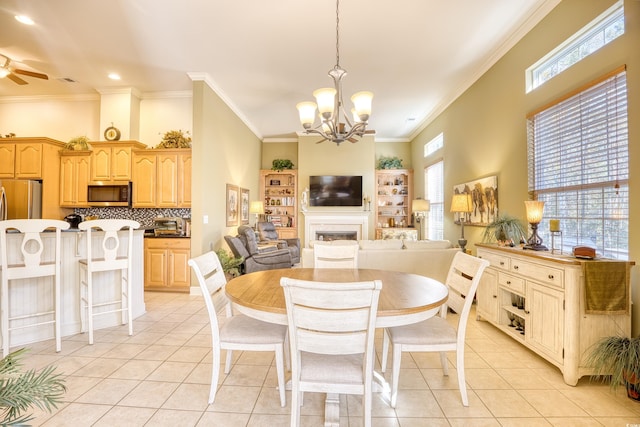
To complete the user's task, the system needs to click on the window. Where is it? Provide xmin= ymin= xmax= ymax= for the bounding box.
xmin=424 ymin=132 xmax=443 ymax=157
xmin=527 ymin=68 xmax=628 ymax=259
xmin=527 ymin=1 xmax=624 ymax=92
xmin=425 ymin=160 xmax=444 ymax=240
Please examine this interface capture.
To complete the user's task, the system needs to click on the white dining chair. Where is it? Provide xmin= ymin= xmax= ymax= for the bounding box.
xmin=281 ymin=276 xmax=382 ymax=427
xmin=381 ymin=251 xmax=489 ymax=407
xmin=313 ymin=240 xmax=359 ymax=268
xmin=0 ymin=219 xmax=70 ymax=357
xmin=78 ymin=219 xmax=140 ymax=344
xmin=189 ymin=251 xmax=288 ymax=406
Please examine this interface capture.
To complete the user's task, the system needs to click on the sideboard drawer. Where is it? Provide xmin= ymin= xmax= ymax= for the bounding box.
xmin=510 ymin=258 xmax=564 ymax=289
xmin=498 ymin=272 xmax=525 ymax=294
xmin=478 ymin=250 xmax=510 ymax=271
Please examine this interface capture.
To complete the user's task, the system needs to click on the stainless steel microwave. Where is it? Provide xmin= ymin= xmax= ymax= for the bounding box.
xmin=87 ymin=182 xmax=132 ymax=207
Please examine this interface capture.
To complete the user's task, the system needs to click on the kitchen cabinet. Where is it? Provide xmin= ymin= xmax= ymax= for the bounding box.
xmin=0 ymin=137 xmax=67 ymax=219
xmin=259 ymin=169 xmax=298 ymax=238
xmin=90 ymin=141 xmax=146 ymax=183
xmin=144 ymin=238 xmax=191 ymax=292
xmin=132 ymin=148 xmax=191 ymax=208
xmin=476 ymin=244 xmax=633 ymax=385
xmin=374 ymin=169 xmax=413 ymax=237
xmin=59 ymin=151 xmax=91 ymax=207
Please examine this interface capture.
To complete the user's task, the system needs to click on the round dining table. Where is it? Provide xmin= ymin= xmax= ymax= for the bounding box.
xmin=225 ymin=268 xmax=449 ymax=427
xmin=225 ymin=268 xmax=449 ymax=328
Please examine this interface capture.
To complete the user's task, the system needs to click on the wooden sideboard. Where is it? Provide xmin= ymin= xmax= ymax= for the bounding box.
xmin=476 ymin=243 xmax=633 ymax=386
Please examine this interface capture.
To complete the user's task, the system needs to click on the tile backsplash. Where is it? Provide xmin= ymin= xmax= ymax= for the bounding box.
xmin=75 ymin=207 xmax=191 ymax=229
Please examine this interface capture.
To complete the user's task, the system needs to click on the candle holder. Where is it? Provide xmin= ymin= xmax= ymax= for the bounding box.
xmin=550 ymin=230 xmax=563 ymax=254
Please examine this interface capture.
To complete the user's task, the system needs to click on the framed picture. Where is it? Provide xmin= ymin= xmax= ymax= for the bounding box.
xmin=270 ymin=179 xmax=281 ymax=186
xmin=452 ymin=175 xmax=498 ymax=226
xmin=240 ymin=188 xmax=250 ymax=225
xmin=226 ymin=184 xmax=239 ymax=226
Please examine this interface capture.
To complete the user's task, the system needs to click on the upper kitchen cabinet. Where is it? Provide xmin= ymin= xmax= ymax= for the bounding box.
xmin=90 ymin=141 xmax=146 ymax=183
xmin=0 ymin=137 xmax=67 ymax=218
xmin=59 ymin=151 xmax=91 ymax=207
xmin=0 ymin=137 xmax=63 ymax=179
xmin=132 ymin=148 xmax=191 ymax=208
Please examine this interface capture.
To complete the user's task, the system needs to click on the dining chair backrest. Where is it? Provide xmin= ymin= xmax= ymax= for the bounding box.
xmin=441 ymin=251 xmax=489 ymax=321
xmin=188 ymin=251 xmax=232 ymax=333
xmin=313 ymin=240 xmax=359 ymax=269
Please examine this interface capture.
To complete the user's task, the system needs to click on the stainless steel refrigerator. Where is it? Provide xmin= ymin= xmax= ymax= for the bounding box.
xmin=0 ymin=180 xmax=43 ymax=220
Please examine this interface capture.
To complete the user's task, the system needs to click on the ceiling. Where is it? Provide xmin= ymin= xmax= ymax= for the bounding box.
xmin=0 ymin=0 xmax=560 ymax=142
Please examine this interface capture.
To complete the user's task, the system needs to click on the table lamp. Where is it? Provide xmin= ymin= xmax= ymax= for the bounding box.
xmin=450 ymin=194 xmax=473 ymax=253
xmin=250 ymin=201 xmax=264 ymax=230
xmin=412 ymin=198 xmax=430 ymax=240
xmin=523 ymin=200 xmax=548 ymax=251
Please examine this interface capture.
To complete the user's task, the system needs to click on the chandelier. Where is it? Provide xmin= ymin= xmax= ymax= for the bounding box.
xmin=296 ymin=0 xmax=373 ymax=145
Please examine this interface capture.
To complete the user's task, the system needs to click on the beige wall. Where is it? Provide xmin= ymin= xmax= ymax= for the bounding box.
xmin=261 ymin=141 xmax=298 ymax=170
xmin=411 ymin=0 xmax=640 ymax=333
xmin=191 ymin=80 xmax=262 ymax=257
xmin=375 ymin=141 xmax=412 ymax=170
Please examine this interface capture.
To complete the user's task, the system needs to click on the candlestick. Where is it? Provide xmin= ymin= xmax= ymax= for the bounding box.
xmin=550 ymin=219 xmax=560 ymax=232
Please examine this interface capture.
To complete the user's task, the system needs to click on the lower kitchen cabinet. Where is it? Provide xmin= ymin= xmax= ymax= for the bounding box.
xmin=476 ymin=244 xmax=633 ymax=386
xmin=144 ymin=238 xmax=191 ymax=292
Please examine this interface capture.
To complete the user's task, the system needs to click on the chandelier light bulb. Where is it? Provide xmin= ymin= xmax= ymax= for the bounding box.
xmin=296 ymin=102 xmax=317 ymax=128
xmin=313 ymin=87 xmax=337 ymax=118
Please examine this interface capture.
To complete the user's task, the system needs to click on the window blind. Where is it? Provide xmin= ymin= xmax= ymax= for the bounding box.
xmin=425 ymin=160 xmax=444 ymax=240
xmin=527 ymin=67 xmax=628 ymax=259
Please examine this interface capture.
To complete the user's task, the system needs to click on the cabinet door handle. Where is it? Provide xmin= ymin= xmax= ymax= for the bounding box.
xmin=513 ymin=265 xmax=519 ymax=270
xmin=506 ymin=280 xmax=511 ymax=285
xmin=499 ymin=261 xmax=505 ymax=266
xmin=493 ymin=295 xmax=497 ymax=298
xmin=548 ymin=274 xmax=554 ymax=279
xmin=524 ymin=310 xmax=530 ymax=314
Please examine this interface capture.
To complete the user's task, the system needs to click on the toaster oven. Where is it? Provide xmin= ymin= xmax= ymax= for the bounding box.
xmin=153 ymin=217 xmax=184 ymax=236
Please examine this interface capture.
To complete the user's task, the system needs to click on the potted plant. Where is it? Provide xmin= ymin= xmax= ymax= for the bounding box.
xmin=271 ymin=159 xmax=294 ymax=171
xmin=482 ymin=214 xmax=527 ymax=246
xmin=62 ymin=135 xmax=91 ymax=151
xmin=376 ymin=156 xmax=403 ymax=170
xmin=156 ymin=129 xmax=192 ymax=148
xmin=215 ymin=249 xmax=244 ymax=279
xmin=586 ymin=336 xmax=640 ymax=401
xmin=0 ymin=348 xmax=66 ymax=424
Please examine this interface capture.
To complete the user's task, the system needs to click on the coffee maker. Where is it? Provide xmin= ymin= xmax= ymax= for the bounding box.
xmin=64 ymin=213 xmax=83 ymax=229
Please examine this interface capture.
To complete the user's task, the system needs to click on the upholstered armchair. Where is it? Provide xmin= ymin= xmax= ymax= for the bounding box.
xmin=256 ymin=221 xmax=301 ymax=264
xmin=224 ymin=226 xmax=292 ymax=274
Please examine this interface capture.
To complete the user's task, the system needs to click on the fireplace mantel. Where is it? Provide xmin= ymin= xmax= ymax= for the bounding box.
xmin=301 ymin=211 xmax=370 ymax=247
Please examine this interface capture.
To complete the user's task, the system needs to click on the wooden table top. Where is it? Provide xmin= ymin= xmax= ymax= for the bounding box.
xmin=225 ymin=268 xmax=449 ymax=327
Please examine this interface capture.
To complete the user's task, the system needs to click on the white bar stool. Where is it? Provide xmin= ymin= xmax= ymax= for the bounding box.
xmin=78 ymin=219 xmax=140 ymax=344
xmin=0 ymin=219 xmax=70 ymax=357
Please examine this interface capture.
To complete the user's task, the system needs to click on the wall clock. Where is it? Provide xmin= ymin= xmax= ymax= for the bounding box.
xmin=104 ymin=125 xmax=121 ymax=141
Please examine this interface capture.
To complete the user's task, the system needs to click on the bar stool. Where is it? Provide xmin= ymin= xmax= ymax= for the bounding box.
xmin=78 ymin=219 xmax=140 ymax=344
xmin=0 ymin=219 xmax=70 ymax=357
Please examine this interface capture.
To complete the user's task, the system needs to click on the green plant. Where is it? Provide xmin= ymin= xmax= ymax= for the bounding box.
xmin=215 ymin=249 xmax=244 ymax=278
xmin=376 ymin=156 xmax=403 ymax=170
xmin=586 ymin=336 xmax=640 ymax=400
xmin=62 ymin=136 xmax=91 ymax=151
xmin=271 ymin=159 xmax=294 ymax=171
xmin=482 ymin=214 xmax=527 ymax=244
xmin=156 ymin=129 xmax=192 ymax=148
xmin=0 ymin=348 xmax=66 ymax=425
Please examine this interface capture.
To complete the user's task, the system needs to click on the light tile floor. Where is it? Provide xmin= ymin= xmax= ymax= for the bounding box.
xmin=17 ymin=291 xmax=640 ymax=426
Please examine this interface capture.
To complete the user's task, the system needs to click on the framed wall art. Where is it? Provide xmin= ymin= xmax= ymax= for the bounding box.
xmin=452 ymin=175 xmax=498 ymax=226
xmin=226 ymin=184 xmax=239 ymax=226
xmin=240 ymin=188 xmax=250 ymax=225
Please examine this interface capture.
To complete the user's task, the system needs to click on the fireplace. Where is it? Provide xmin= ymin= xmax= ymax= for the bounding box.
xmin=302 ymin=211 xmax=370 ymax=247
xmin=316 ymin=231 xmax=358 ymax=241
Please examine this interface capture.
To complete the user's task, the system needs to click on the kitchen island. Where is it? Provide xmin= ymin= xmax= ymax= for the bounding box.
xmin=2 ymin=229 xmax=145 ymax=349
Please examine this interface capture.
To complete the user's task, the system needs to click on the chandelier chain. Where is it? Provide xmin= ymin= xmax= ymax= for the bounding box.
xmin=335 ymin=0 xmax=340 ymax=68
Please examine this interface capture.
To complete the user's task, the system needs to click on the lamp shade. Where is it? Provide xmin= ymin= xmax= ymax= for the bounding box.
xmin=524 ymin=200 xmax=545 ymax=223
xmin=450 ymin=194 xmax=473 ymax=213
xmin=249 ymin=201 xmax=265 ymax=215
xmin=313 ymin=87 xmax=337 ymax=117
xmin=296 ymin=102 xmax=317 ymax=127
xmin=351 ymin=91 xmax=373 ymax=121
xmin=412 ymin=199 xmax=431 ymax=213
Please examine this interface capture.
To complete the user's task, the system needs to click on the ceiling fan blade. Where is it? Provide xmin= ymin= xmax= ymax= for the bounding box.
xmin=13 ymin=68 xmax=48 ymax=80
xmin=348 ymin=137 xmax=358 ymax=143
xmin=315 ymin=138 xmax=328 ymax=144
xmin=364 ymin=129 xmax=376 ymax=134
xmin=7 ymin=73 xmax=28 ymax=85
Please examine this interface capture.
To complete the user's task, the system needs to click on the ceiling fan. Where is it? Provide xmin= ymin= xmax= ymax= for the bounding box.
xmin=0 ymin=54 xmax=48 ymax=85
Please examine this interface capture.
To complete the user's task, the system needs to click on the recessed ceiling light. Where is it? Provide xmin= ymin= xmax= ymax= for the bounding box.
xmin=15 ymin=15 xmax=35 ymax=25
xmin=108 ymin=73 xmax=121 ymax=80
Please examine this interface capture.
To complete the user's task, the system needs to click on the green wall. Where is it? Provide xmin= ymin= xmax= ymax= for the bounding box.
xmin=411 ymin=0 xmax=640 ymax=333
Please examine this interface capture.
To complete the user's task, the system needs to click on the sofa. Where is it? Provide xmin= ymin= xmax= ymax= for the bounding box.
xmin=302 ymin=239 xmax=459 ymax=283
xmin=224 ymin=226 xmax=293 ymax=274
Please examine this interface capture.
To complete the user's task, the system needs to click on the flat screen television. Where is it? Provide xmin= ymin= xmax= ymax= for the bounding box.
xmin=309 ymin=175 xmax=363 ymax=207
